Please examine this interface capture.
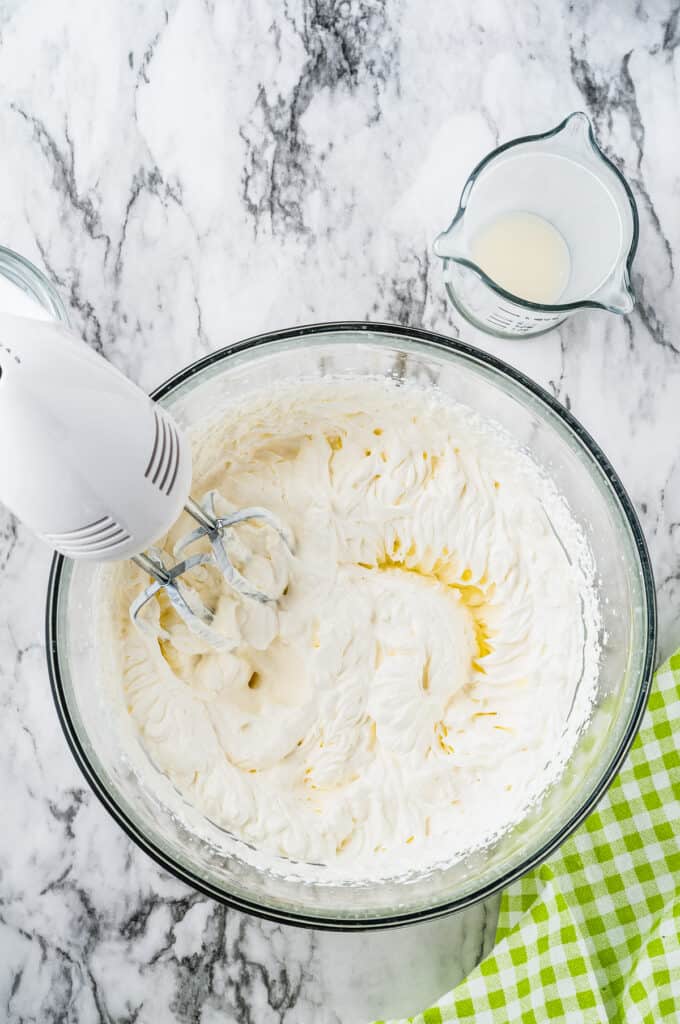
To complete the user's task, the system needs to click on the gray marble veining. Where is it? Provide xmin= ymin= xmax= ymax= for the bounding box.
xmin=1 ymin=0 xmax=679 ymax=1020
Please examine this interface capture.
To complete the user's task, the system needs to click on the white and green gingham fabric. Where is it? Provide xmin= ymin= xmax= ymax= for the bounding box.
xmin=378 ymin=652 xmax=680 ymax=1024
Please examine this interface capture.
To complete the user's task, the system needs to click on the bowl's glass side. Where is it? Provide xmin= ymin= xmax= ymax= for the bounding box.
xmin=48 ymin=329 xmax=653 ymax=927
xmin=0 ymin=244 xmax=69 ymax=324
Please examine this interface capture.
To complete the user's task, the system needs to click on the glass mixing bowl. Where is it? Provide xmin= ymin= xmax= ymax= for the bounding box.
xmin=46 ymin=323 xmax=656 ymax=930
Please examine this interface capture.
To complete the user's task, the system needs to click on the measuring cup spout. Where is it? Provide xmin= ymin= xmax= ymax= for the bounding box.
xmin=591 ymin=269 xmax=635 ymax=315
xmin=555 ymin=110 xmax=596 ymax=156
xmin=433 ymin=221 xmax=467 ymax=262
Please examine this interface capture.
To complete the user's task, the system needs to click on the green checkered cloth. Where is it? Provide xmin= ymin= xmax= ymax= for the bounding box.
xmin=378 ymin=651 xmax=680 ymax=1024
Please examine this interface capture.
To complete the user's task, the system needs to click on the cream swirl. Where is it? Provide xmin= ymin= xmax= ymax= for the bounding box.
xmin=103 ymin=379 xmax=599 ymax=877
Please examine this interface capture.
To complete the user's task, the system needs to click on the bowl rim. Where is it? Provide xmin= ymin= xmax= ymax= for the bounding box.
xmin=45 ymin=320 xmax=657 ymax=930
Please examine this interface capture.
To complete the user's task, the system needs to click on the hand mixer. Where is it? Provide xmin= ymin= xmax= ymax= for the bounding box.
xmin=0 ymin=313 xmax=293 ymax=646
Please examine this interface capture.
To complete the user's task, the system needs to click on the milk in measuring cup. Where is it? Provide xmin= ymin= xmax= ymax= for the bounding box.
xmin=470 ymin=211 xmax=571 ymax=305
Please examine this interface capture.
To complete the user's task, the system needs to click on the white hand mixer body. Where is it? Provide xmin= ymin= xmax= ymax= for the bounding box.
xmin=0 ymin=314 xmax=293 ymax=644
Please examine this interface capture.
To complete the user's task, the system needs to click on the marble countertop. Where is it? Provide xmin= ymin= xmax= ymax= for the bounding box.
xmin=1 ymin=1 xmax=679 ymax=1021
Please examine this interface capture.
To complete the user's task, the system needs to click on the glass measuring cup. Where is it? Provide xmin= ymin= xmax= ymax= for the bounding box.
xmin=434 ymin=112 xmax=639 ymax=338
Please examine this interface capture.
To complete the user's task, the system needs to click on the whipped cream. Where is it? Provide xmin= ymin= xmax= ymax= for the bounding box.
xmin=100 ymin=379 xmax=600 ymax=880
